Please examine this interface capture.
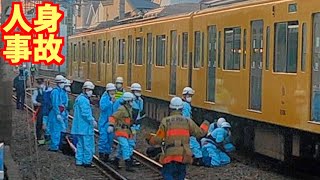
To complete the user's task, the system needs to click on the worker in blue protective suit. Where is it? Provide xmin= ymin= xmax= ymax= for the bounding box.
xmin=181 ymin=87 xmax=204 ymax=166
xmin=13 ymin=69 xmax=27 ymax=110
xmin=312 ymin=87 xmax=320 ymax=122
xmin=115 ymin=77 xmax=125 ymax=100
xmin=98 ymin=83 xmax=117 ymax=162
xmin=130 ymin=83 xmax=145 ymax=166
xmin=108 ymin=92 xmax=136 ymax=172
xmin=71 ymin=81 xmax=97 ymax=167
xmin=62 ymin=79 xmax=72 ymax=130
xmin=48 ymin=75 xmax=68 ymax=151
xmin=42 ymin=79 xmax=53 ymax=143
xmin=201 ymin=122 xmax=235 ymax=167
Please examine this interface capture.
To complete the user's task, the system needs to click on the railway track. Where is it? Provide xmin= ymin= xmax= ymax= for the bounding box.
xmin=15 ymin=91 xmax=164 ymax=180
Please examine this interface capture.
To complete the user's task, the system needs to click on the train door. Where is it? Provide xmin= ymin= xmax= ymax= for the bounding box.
xmin=249 ymin=20 xmax=263 ymax=111
xmin=169 ymin=30 xmax=178 ymax=94
xmin=312 ymin=14 xmax=320 ymax=121
xmin=146 ymin=33 xmax=152 ymax=90
xmin=112 ymin=37 xmax=116 ymax=82
xmin=127 ymin=35 xmax=133 ymax=86
xmin=207 ymin=25 xmax=217 ymax=102
xmin=98 ymin=39 xmax=102 ymax=81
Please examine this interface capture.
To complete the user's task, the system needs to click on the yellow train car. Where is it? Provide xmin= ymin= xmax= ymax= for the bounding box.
xmin=68 ymin=0 xmax=320 ymax=162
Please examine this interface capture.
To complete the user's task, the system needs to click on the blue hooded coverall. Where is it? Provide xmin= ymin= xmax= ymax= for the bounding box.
xmin=61 ymin=89 xmax=69 ymax=130
xmin=48 ymin=87 xmax=67 ymax=150
xmin=182 ymin=101 xmax=203 ymax=159
xmin=98 ymin=92 xmax=115 ymax=155
xmin=128 ymin=96 xmax=143 ymax=157
xmin=71 ymin=93 xmax=96 ymax=165
xmin=13 ymin=71 xmax=26 ymax=109
xmin=312 ymin=91 xmax=320 ymax=121
xmin=201 ymin=127 xmax=235 ymax=167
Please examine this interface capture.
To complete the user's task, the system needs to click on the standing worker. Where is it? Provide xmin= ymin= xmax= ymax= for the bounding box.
xmin=108 ymin=92 xmax=135 ymax=171
xmin=146 ymin=97 xmax=209 ymax=180
xmin=98 ymin=83 xmax=117 ymax=162
xmin=48 ymin=75 xmax=67 ymax=151
xmin=32 ymin=77 xmax=47 ymax=145
xmin=30 ymin=64 xmax=37 ymax=86
xmin=115 ymin=77 xmax=125 ymax=99
xmin=62 ymin=79 xmax=72 ymax=130
xmin=13 ymin=68 xmax=27 ymax=110
xmin=71 ymin=81 xmax=97 ymax=167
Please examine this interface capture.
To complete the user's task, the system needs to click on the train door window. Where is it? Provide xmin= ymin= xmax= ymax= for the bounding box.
xmin=135 ymin=37 xmax=143 ymax=65
xmin=73 ymin=43 xmax=76 ymax=61
xmin=119 ymin=39 xmax=126 ymax=64
xmin=274 ymin=21 xmax=299 ymax=73
xmin=156 ymin=35 xmax=166 ymax=66
xmin=266 ymin=26 xmax=270 ymax=70
xmin=92 ymin=42 xmax=96 ymax=63
xmin=182 ymin=32 xmax=188 ymax=68
xmin=87 ymin=40 xmax=90 ymax=62
xmin=146 ymin=33 xmax=153 ymax=90
xmin=107 ymin=40 xmax=110 ymax=64
xmin=170 ymin=30 xmax=178 ymax=95
xmin=224 ymin=27 xmax=241 ymax=70
xmin=194 ymin=31 xmax=201 ymax=68
xmin=312 ymin=13 xmax=320 ymax=122
xmin=103 ymin=41 xmax=106 ymax=63
xmin=243 ymin=29 xmax=247 ymax=69
xmin=207 ymin=25 xmax=217 ymax=102
xmin=98 ymin=39 xmax=102 ymax=62
xmin=128 ymin=35 xmax=133 ymax=85
xmin=82 ymin=43 xmax=86 ymax=62
xmin=301 ymin=23 xmax=307 ymax=72
xmin=218 ymin=31 xmax=221 ymax=68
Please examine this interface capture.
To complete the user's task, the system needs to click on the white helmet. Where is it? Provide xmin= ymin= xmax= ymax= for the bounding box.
xmin=55 ymin=75 xmax=65 ymax=83
xmin=217 ymin=118 xmax=226 ymax=128
xmin=106 ymin=83 xmax=116 ymax=91
xmin=64 ymin=79 xmax=72 ymax=86
xmin=82 ymin=81 xmax=95 ymax=90
xmin=131 ymin=83 xmax=142 ymax=91
xmin=122 ymin=92 xmax=134 ymax=101
xmin=169 ymin=97 xmax=184 ymax=110
xmin=22 ymin=64 xmax=27 ymax=68
xmin=221 ymin=122 xmax=231 ymax=128
xmin=182 ymin=87 xmax=195 ymax=95
xmin=115 ymin=77 xmax=124 ymax=83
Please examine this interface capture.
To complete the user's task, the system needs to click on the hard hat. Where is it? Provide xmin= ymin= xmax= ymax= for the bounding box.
xmin=22 ymin=64 xmax=27 ymax=68
xmin=182 ymin=87 xmax=195 ymax=95
xmin=64 ymin=79 xmax=72 ymax=86
xmin=115 ymin=77 xmax=124 ymax=83
xmin=82 ymin=81 xmax=95 ymax=90
xmin=217 ymin=118 xmax=226 ymax=128
xmin=106 ymin=83 xmax=116 ymax=91
xmin=221 ymin=122 xmax=231 ymax=128
xmin=131 ymin=83 xmax=142 ymax=91
xmin=169 ymin=97 xmax=184 ymax=110
xmin=55 ymin=75 xmax=65 ymax=83
xmin=122 ymin=92 xmax=135 ymax=101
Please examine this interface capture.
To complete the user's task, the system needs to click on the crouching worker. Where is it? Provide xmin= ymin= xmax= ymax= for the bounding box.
xmin=71 ymin=81 xmax=98 ymax=167
xmin=108 ymin=92 xmax=136 ymax=172
xmin=201 ymin=122 xmax=235 ymax=167
xmin=146 ymin=97 xmax=209 ymax=180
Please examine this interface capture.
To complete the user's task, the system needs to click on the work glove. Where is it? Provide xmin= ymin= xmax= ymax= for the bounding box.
xmin=107 ymin=126 xmax=114 ymax=133
xmin=57 ymin=114 xmax=63 ymax=122
xmin=93 ymin=120 xmax=98 ymax=128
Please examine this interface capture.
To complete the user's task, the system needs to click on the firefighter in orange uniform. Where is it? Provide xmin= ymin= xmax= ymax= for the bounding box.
xmin=146 ymin=97 xmax=209 ymax=180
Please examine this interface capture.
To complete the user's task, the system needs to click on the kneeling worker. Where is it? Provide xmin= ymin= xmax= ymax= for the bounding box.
xmin=146 ymin=97 xmax=209 ymax=180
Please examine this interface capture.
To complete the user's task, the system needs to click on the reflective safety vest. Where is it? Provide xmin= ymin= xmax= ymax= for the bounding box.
xmin=109 ymin=104 xmax=133 ymax=138
xmin=149 ymin=111 xmax=209 ymax=165
xmin=115 ymin=90 xmax=124 ymax=100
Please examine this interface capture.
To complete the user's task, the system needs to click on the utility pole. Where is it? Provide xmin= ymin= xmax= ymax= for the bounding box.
xmin=0 ymin=0 xmax=16 ymax=145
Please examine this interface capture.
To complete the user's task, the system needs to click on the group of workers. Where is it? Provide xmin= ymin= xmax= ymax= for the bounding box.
xmin=14 ymin=67 xmax=235 ymax=179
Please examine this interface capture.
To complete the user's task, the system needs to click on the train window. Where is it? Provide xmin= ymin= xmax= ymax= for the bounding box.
xmin=218 ymin=31 xmax=221 ymax=68
xmin=243 ymin=29 xmax=247 ymax=69
xmin=182 ymin=32 xmax=188 ymax=68
xmin=107 ymin=40 xmax=110 ymax=64
xmin=98 ymin=39 xmax=102 ymax=63
xmin=207 ymin=25 xmax=217 ymax=102
xmin=87 ymin=40 xmax=90 ymax=62
xmin=156 ymin=35 xmax=166 ymax=66
xmin=82 ymin=43 xmax=86 ymax=62
xmin=312 ymin=13 xmax=320 ymax=122
xmin=194 ymin=31 xmax=201 ymax=68
xmin=274 ymin=21 xmax=298 ymax=73
xmin=178 ymin=35 xmax=181 ymax=66
xmin=92 ymin=42 xmax=96 ymax=63
xmin=301 ymin=23 xmax=307 ymax=72
xmin=170 ymin=31 xmax=178 ymax=67
xmin=146 ymin=33 xmax=152 ymax=90
xmin=103 ymin=41 xmax=106 ymax=63
xmin=135 ymin=37 xmax=143 ymax=65
xmin=266 ymin=27 xmax=270 ymax=70
xmin=73 ymin=43 xmax=76 ymax=62
xmin=224 ymin=27 xmax=241 ymax=70
xmin=128 ymin=36 xmax=133 ymax=64
xmin=119 ymin=39 xmax=126 ymax=64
